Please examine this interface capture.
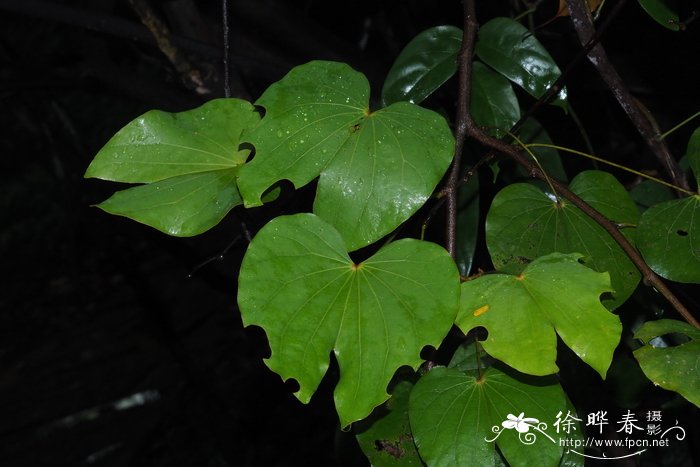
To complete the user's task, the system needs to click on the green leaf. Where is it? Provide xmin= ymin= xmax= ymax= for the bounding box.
xmin=354 ymin=380 xmax=422 ymax=466
xmin=637 ymin=196 xmax=700 ymax=283
xmin=688 ymin=127 xmax=700 ymax=183
xmin=84 ymin=98 xmax=260 ymax=236
xmin=629 ymin=180 xmax=675 ymax=212
xmin=381 ymin=25 xmax=462 ymax=106
xmin=237 ymin=61 xmax=455 ymax=251
xmin=409 ymin=366 xmax=568 ymax=467
xmin=633 ymin=319 xmax=700 ymax=407
xmin=475 ymin=17 xmax=566 ymax=107
xmin=515 ymin=118 xmax=568 ymax=183
xmin=486 ymin=170 xmax=641 ymax=309
xmin=457 ymin=253 xmax=621 ymax=377
xmin=237 ymin=214 xmax=460 ymax=427
xmin=471 ymin=61 xmax=520 ymax=138
xmin=638 ymin=0 xmax=680 ymax=31
xmin=457 ymin=177 xmax=480 ymax=277
xmin=96 ymin=169 xmax=241 ymax=236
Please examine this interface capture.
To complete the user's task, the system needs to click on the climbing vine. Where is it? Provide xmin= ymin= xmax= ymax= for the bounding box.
xmin=85 ymin=0 xmax=699 ymax=464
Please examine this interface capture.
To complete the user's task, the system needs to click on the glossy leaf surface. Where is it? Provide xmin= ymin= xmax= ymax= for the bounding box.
xmin=475 ymin=17 xmax=566 ymax=106
xmin=355 ymin=380 xmax=422 ymax=466
xmin=458 ymin=253 xmax=621 ymax=377
xmin=471 ymin=61 xmax=520 ymax=138
xmin=409 ymin=366 xmax=567 ymax=467
xmin=633 ymin=319 xmax=700 ymax=407
xmin=638 ymin=0 xmax=680 ymax=31
xmin=84 ymin=99 xmax=259 ymax=236
xmin=237 ymin=61 xmax=455 ymax=251
xmin=381 ymin=25 xmax=462 ymax=106
xmin=237 ymin=214 xmax=460 ymax=427
xmin=486 ymin=170 xmax=640 ymax=309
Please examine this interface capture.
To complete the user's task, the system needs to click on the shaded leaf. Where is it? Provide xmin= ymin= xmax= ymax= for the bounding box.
xmin=381 ymin=25 xmax=462 ymax=106
xmin=85 ymin=98 xmax=259 ymax=236
xmin=458 ymin=253 xmax=621 ymax=377
xmin=637 ymin=196 xmax=700 ymax=283
xmin=629 ymin=180 xmax=675 ymax=212
xmin=486 ymin=170 xmax=640 ymax=309
xmin=409 ymin=366 xmax=567 ymax=467
xmin=475 ymin=17 xmax=566 ymax=107
xmin=237 ymin=61 xmax=455 ymax=251
xmin=456 ymin=177 xmax=480 ymax=277
xmin=516 ymin=118 xmax=568 ymax=183
xmin=688 ymin=127 xmax=700 ymax=183
xmin=471 ymin=61 xmax=520 ymax=138
xmin=237 ymin=214 xmax=460 ymax=427
xmin=633 ymin=319 xmax=700 ymax=407
xmin=556 ymin=0 xmax=604 ymax=18
xmin=638 ymin=0 xmax=680 ymax=31
xmin=355 ymin=380 xmax=422 ymax=466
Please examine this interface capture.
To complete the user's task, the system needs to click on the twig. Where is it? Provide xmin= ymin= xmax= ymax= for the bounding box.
xmin=565 ymin=0 xmax=689 ymax=192
xmin=222 ymin=0 xmax=231 ymax=98
xmin=461 ymin=0 xmax=699 ymax=329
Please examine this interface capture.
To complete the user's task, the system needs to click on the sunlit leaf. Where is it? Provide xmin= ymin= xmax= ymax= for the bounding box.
xmin=638 ymin=0 xmax=680 ymax=31
xmin=237 ymin=61 xmax=455 ymax=251
xmin=354 ymin=380 xmax=422 ymax=466
xmin=84 ymin=98 xmax=259 ymax=236
xmin=381 ymin=25 xmax=462 ymax=106
xmin=486 ymin=170 xmax=641 ymax=309
xmin=458 ymin=253 xmax=621 ymax=377
xmin=475 ymin=17 xmax=566 ymax=107
xmin=409 ymin=366 xmax=567 ymax=467
xmin=633 ymin=319 xmax=700 ymax=407
xmin=237 ymin=214 xmax=460 ymax=427
xmin=471 ymin=61 xmax=520 ymax=138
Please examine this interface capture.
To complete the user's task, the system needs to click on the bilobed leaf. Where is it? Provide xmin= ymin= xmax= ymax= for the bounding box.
xmin=84 ymin=98 xmax=260 ymax=236
xmin=638 ymin=0 xmax=680 ymax=31
xmin=475 ymin=17 xmax=567 ymax=107
xmin=354 ymin=380 xmax=422 ymax=466
xmin=471 ymin=61 xmax=520 ymax=138
xmin=237 ymin=61 xmax=455 ymax=251
xmin=457 ymin=253 xmax=621 ymax=377
xmin=381 ymin=25 xmax=462 ymax=106
xmin=637 ymin=196 xmax=700 ymax=283
xmin=633 ymin=319 xmax=700 ymax=407
xmin=237 ymin=214 xmax=460 ymax=427
xmin=409 ymin=366 xmax=567 ymax=467
xmin=486 ymin=170 xmax=641 ymax=309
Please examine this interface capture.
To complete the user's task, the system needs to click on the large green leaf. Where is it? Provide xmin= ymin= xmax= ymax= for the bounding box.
xmin=637 ymin=196 xmax=700 ymax=283
xmin=475 ymin=17 xmax=566 ymax=107
xmin=409 ymin=366 xmax=568 ymax=467
xmin=237 ymin=214 xmax=460 ymax=427
xmin=381 ymin=25 xmax=462 ymax=106
xmin=84 ymin=98 xmax=259 ymax=236
xmin=486 ymin=170 xmax=641 ymax=309
xmin=354 ymin=380 xmax=422 ymax=466
xmin=633 ymin=319 xmax=700 ymax=407
xmin=458 ymin=253 xmax=621 ymax=377
xmin=237 ymin=61 xmax=455 ymax=251
xmin=471 ymin=61 xmax=520 ymax=138
xmin=638 ymin=0 xmax=680 ymax=31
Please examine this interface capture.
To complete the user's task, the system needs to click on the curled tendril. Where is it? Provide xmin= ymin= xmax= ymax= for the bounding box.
xmin=519 ymin=431 xmax=537 ymax=445
xmin=485 ymin=425 xmax=503 ymax=442
xmin=660 ymin=423 xmax=686 ymax=441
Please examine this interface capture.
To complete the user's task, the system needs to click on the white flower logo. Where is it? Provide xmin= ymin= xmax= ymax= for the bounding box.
xmin=502 ymin=412 xmax=540 ymax=433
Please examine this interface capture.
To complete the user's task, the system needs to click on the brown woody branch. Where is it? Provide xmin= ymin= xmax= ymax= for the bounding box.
xmin=460 ymin=0 xmax=699 ymax=328
xmin=565 ymin=0 xmax=690 ymax=193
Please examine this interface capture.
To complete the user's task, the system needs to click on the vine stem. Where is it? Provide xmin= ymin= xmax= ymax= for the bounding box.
xmin=565 ymin=0 xmax=689 ymax=192
xmin=460 ymin=0 xmax=699 ymax=329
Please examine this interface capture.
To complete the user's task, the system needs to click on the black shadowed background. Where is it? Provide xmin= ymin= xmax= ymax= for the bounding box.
xmin=1 ymin=0 xmax=700 ymax=466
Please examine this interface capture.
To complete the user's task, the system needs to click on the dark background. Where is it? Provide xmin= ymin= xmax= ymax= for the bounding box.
xmin=1 ymin=0 xmax=699 ymax=466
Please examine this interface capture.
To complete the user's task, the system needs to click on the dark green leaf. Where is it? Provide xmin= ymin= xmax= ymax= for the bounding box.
xmin=354 ymin=380 xmax=422 ymax=466
xmin=486 ymin=170 xmax=641 ymax=309
xmin=629 ymin=180 xmax=675 ymax=212
xmin=475 ymin=17 xmax=566 ymax=107
xmin=471 ymin=61 xmax=520 ymax=138
xmin=457 ymin=177 xmax=480 ymax=277
xmin=237 ymin=214 xmax=460 ymax=427
xmin=381 ymin=26 xmax=462 ymax=106
xmin=688 ymin=127 xmax=700 ymax=182
xmin=458 ymin=253 xmax=621 ymax=377
xmin=633 ymin=319 xmax=700 ymax=407
xmin=237 ymin=61 xmax=455 ymax=251
xmin=409 ymin=366 xmax=568 ymax=467
xmin=516 ymin=118 xmax=568 ymax=183
xmin=638 ymin=0 xmax=680 ymax=31
xmin=84 ymin=98 xmax=260 ymax=236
